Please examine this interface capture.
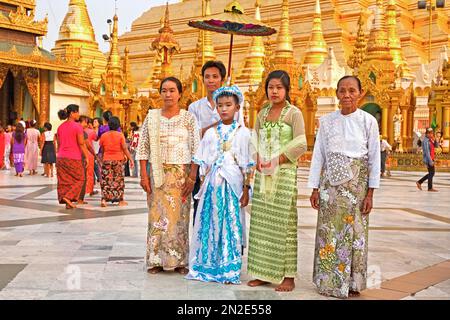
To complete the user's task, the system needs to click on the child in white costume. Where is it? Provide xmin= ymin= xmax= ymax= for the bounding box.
xmin=186 ymin=85 xmax=254 ymax=284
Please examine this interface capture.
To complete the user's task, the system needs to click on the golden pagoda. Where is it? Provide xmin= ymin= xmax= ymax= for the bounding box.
xmin=140 ymin=16 xmax=164 ymax=92
xmin=51 ymin=0 xmax=107 ymax=86
xmin=235 ymin=0 xmax=265 ymax=85
xmin=385 ymin=0 xmax=412 ymax=79
xmin=90 ymin=14 xmax=137 ymax=126
xmin=140 ymin=3 xmax=180 ymax=112
xmin=302 ymin=0 xmax=328 ymax=67
xmin=428 ymin=58 xmax=450 ymax=152
xmin=180 ymin=0 xmax=216 ymax=107
xmin=150 ymin=3 xmax=180 ymax=84
xmin=348 ymin=12 xmax=368 ymax=72
xmin=0 ymin=0 xmax=79 ymax=126
xmin=119 ymin=0 xmax=450 ymax=86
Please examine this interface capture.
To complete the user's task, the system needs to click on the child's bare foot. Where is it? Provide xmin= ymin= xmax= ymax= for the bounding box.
xmin=275 ymin=278 xmax=295 ymax=292
xmin=118 ymin=201 xmax=128 ymax=206
xmin=101 ymin=200 xmax=107 ymax=207
xmin=77 ymin=200 xmax=88 ymax=205
xmin=247 ymin=279 xmax=270 ymax=287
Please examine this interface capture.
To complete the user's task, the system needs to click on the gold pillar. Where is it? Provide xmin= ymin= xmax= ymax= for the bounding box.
xmin=381 ymin=106 xmax=388 ymax=139
xmin=1 ymin=75 xmax=10 ymax=124
xmin=306 ymin=106 xmax=317 ymax=149
xmin=401 ymin=107 xmax=408 ymax=150
xmin=443 ymin=103 xmax=450 ymax=152
xmin=407 ymin=108 xmax=414 ymax=150
xmin=436 ymin=101 xmax=443 ymax=132
xmin=13 ymin=76 xmax=24 ymax=116
xmin=39 ymin=70 xmax=50 ymax=126
xmin=387 ymin=106 xmax=395 ymax=145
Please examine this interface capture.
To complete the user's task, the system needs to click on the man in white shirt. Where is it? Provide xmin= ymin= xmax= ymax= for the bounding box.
xmin=380 ymin=136 xmax=392 ymax=177
xmin=188 ymin=60 xmax=245 ymax=222
xmin=188 ymin=61 xmax=245 ymax=137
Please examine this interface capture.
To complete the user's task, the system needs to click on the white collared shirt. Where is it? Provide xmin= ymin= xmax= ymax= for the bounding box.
xmin=188 ymin=97 xmax=245 ymax=134
xmin=307 ymin=109 xmax=381 ymax=189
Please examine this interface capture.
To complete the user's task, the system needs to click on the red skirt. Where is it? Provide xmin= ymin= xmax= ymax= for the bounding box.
xmin=56 ymin=158 xmax=85 ymax=204
xmin=85 ymin=155 xmax=95 ymax=195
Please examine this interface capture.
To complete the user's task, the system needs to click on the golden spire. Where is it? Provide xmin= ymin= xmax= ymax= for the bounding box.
xmin=364 ymin=0 xmax=393 ymax=62
xmin=274 ymin=0 xmax=293 ymax=60
xmin=123 ymin=46 xmax=134 ymax=89
xmin=58 ymin=0 xmax=96 ymax=43
xmin=235 ymin=0 xmax=265 ymax=85
xmin=348 ymin=12 xmax=367 ymax=71
xmin=106 ymin=14 xmax=122 ymax=75
xmin=195 ymin=0 xmax=216 ymax=68
xmin=52 ymin=0 xmax=106 ymax=84
xmin=303 ymin=0 xmax=328 ymax=66
xmin=151 ymin=2 xmax=180 ymax=79
xmin=386 ymin=0 xmax=412 ymax=78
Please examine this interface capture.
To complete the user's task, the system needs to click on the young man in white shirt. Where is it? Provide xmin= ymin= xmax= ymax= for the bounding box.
xmin=380 ymin=136 xmax=392 ymax=177
xmin=188 ymin=60 xmax=245 ymax=222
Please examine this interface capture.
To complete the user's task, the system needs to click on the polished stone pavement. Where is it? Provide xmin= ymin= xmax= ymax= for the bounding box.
xmin=0 ymin=166 xmax=449 ymax=300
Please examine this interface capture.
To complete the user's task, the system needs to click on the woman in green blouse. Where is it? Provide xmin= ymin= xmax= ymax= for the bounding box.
xmin=247 ymin=70 xmax=307 ymax=292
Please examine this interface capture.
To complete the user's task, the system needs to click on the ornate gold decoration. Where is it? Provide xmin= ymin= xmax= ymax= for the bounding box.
xmin=2 ymin=0 xmax=35 ymax=9
xmin=39 ymin=69 xmax=50 ymax=126
xmin=0 ymin=65 xmax=9 ymax=89
xmin=22 ymin=67 xmax=39 ymax=108
xmin=385 ymin=0 xmax=413 ymax=79
xmin=52 ymin=0 xmax=107 ymax=85
xmin=0 ymin=4 xmax=47 ymax=36
xmin=0 ymin=44 xmax=79 ymax=72
xmin=348 ymin=12 xmax=367 ymax=72
xmin=303 ymin=0 xmax=328 ymax=66
xmin=151 ymin=2 xmax=180 ymax=80
xmin=235 ymin=0 xmax=265 ymax=85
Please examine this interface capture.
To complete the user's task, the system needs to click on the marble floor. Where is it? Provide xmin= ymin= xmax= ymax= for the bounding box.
xmin=0 ymin=166 xmax=449 ymax=300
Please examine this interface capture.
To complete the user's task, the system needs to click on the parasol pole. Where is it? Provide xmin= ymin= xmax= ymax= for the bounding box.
xmin=227 ymin=34 xmax=234 ymax=85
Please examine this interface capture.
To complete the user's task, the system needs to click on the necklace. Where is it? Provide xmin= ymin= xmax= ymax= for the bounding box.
xmin=216 ymin=120 xmax=238 ymax=152
xmin=261 ymin=102 xmax=290 ymax=158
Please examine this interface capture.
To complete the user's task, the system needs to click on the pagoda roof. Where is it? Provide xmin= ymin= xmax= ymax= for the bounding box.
xmin=0 ymin=41 xmax=79 ymax=72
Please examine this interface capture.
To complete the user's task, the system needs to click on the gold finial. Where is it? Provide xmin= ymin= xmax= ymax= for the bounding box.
xmin=195 ymin=0 xmax=215 ymax=68
xmin=106 ymin=14 xmax=121 ymax=73
xmin=123 ymin=46 xmax=134 ymax=89
xmin=348 ymin=12 xmax=367 ymax=71
xmin=235 ymin=0 xmax=265 ymax=85
xmin=58 ymin=0 xmax=96 ymax=43
xmin=303 ymin=0 xmax=328 ymax=66
xmin=386 ymin=0 xmax=412 ymax=78
xmin=151 ymin=2 xmax=180 ymax=79
xmin=52 ymin=0 xmax=106 ymax=85
xmin=365 ymin=0 xmax=392 ymax=62
xmin=274 ymin=0 xmax=293 ymax=59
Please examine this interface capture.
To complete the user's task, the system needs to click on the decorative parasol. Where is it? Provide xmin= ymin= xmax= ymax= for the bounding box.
xmin=188 ymin=0 xmax=276 ymax=83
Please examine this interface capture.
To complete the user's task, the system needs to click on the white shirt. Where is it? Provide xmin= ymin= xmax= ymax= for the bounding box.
xmin=188 ymin=97 xmax=245 ymax=133
xmin=307 ymin=109 xmax=381 ymax=189
xmin=44 ymin=131 xmax=54 ymax=142
xmin=380 ymin=139 xmax=392 ymax=152
xmin=193 ymin=124 xmax=253 ymax=198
